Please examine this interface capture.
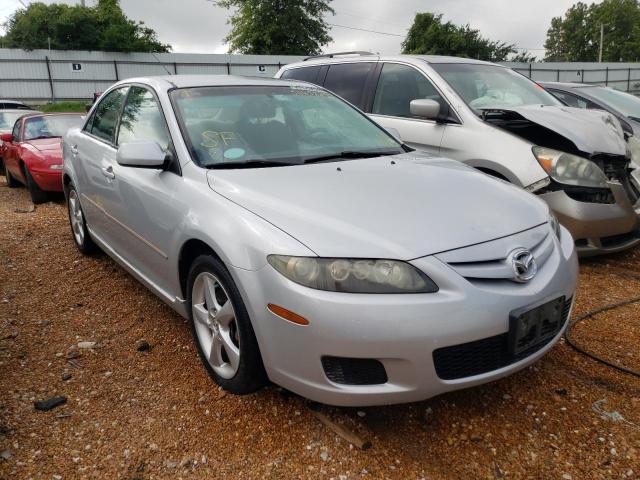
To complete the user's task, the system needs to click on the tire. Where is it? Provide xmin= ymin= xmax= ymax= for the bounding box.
xmin=187 ymin=254 xmax=267 ymax=395
xmin=5 ymin=167 xmax=19 ymax=188
xmin=66 ymin=183 xmax=97 ymax=254
xmin=24 ymin=167 xmax=49 ymax=204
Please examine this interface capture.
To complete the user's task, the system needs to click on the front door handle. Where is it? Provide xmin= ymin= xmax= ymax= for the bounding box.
xmin=101 ymin=166 xmax=115 ymax=180
xmin=70 ymin=145 xmax=78 ymax=155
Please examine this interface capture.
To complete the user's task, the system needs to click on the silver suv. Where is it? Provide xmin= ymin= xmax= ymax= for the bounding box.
xmin=276 ymin=54 xmax=640 ymax=256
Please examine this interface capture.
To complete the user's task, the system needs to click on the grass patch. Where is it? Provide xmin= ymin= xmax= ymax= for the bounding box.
xmin=36 ymin=101 xmax=87 ymax=113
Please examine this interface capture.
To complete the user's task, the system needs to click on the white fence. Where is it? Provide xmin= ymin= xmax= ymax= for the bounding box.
xmin=1 ymin=48 xmax=640 ymax=103
xmin=0 ymin=49 xmax=304 ymax=102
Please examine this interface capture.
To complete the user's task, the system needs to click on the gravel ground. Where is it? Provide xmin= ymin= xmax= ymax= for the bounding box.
xmin=0 ymin=176 xmax=639 ymax=480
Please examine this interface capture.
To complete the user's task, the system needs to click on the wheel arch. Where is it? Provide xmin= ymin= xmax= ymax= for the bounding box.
xmin=178 ymin=238 xmax=225 ymax=300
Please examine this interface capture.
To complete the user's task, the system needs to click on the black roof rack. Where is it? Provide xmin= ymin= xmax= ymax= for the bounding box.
xmin=303 ymin=51 xmax=375 ymax=61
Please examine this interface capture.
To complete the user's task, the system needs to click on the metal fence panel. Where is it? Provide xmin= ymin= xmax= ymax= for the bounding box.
xmin=5 ymin=48 xmax=640 ymax=102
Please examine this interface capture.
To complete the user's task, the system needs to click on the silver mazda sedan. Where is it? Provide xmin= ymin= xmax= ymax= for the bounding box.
xmin=63 ymin=76 xmax=578 ymax=406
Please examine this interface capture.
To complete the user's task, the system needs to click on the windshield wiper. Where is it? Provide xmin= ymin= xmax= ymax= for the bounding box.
xmin=302 ymin=150 xmax=401 ymax=164
xmin=627 ymin=115 xmax=640 ymax=123
xmin=207 ymin=159 xmax=296 ymax=169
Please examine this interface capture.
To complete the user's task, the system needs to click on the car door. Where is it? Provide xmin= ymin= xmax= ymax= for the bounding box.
xmin=4 ymin=119 xmax=23 ymax=181
xmin=368 ymin=62 xmax=449 ymax=154
xmin=108 ymin=85 xmax=185 ymax=296
xmin=70 ymin=86 xmax=129 ymax=247
xmin=321 ymin=62 xmax=376 ymax=110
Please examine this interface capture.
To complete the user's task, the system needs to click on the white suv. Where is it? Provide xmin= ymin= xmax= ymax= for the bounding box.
xmin=276 ymin=54 xmax=640 ymax=256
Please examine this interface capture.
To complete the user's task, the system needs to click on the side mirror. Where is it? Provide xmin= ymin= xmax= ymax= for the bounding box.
xmin=410 ymin=99 xmax=441 ymax=120
xmin=116 ymin=141 xmax=167 ymax=168
xmin=0 ymin=133 xmax=13 ymax=142
xmin=385 ymin=127 xmax=402 ymax=142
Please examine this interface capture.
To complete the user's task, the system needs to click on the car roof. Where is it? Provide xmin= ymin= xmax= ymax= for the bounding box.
xmin=0 ymin=109 xmax=40 ymax=115
xmin=116 ymin=75 xmax=313 ymax=92
xmin=284 ymin=54 xmax=500 ymax=69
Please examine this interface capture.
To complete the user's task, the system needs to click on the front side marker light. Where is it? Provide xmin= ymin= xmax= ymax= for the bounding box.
xmin=267 ymin=303 xmax=309 ymax=326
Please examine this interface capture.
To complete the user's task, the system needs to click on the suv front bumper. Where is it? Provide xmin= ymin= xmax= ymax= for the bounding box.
xmin=540 ymin=182 xmax=640 ymax=257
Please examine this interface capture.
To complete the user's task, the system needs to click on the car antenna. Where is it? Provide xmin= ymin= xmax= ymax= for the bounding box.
xmin=150 ymin=52 xmax=174 ymax=76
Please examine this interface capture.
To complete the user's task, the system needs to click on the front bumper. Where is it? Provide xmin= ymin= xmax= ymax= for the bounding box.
xmin=29 ymin=167 xmax=63 ymax=192
xmin=540 ymin=182 xmax=640 ymax=257
xmin=232 ymin=226 xmax=578 ymax=407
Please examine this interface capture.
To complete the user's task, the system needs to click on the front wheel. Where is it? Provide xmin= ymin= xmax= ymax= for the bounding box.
xmin=187 ymin=255 xmax=267 ymax=395
xmin=5 ymin=167 xmax=19 ymax=188
xmin=66 ymin=183 xmax=97 ymax=254
xmin=25 ymin=168 xmax=49 ymax=204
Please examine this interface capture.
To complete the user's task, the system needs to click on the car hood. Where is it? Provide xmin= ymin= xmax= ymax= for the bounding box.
xmin=26 ymin=137 xmax=63 ymax=153
xmin=493 ymin=105 xmax=627 ymax=155
xmin=207 ymin=153 xmax=549 ymax=259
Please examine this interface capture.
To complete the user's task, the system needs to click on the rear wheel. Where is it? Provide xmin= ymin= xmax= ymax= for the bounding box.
xmin=24 ymin=168 xmax=49 ymax=204
xmin=5 ymin=167 xmax=19 ymax=188
xmin=66 ymin=183 xmax=97 ymax=254
xmin=187 ymin=255 xmax=267 ymax=395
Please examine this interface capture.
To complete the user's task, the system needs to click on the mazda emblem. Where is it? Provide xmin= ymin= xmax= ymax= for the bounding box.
xmin=508 ymin=248 xmax=537 ymax=283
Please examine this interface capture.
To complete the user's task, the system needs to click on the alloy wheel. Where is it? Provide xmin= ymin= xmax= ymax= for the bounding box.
xmin=68 ymin=189 xmax=85 ymax=246
xmin=191 ymin=272 xmax=241 ymax=379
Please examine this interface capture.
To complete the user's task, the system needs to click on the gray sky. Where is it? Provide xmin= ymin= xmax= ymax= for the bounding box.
xmin=0 ymin=0 xmax=587 ymax=57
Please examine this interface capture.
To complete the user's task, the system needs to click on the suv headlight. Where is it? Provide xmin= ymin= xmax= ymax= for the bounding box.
xmin=532 ymin=146 xmax=608 ymax=189
xmin=549 ymin=211 xmax=561 ymax=239
xmin=267 ymin=255 xmax=438 ymax=293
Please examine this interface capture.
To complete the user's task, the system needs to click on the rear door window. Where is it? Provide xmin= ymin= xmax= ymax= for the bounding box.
xmin=323 ymin=63 xmax=375 ymax=109
xmin=281 ymin=66 xmax=322 ymax=85
xmin=89 ymin=87 xmax=129 ymax=144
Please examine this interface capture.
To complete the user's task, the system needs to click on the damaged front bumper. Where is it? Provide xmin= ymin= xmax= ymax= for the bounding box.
xmin=540 ymin=181 xmax=640 ymax=257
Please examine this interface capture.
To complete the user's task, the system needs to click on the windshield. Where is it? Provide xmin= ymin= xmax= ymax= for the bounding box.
xmin=0 ymin=112 xmax=27 ymax=130
xmin=430 ymin=63 xmax=562 ymax=112
xmin=171 ymin=85 xmax=403 ymax=168
xmin=584 ymin=86 xmax=640 ymax=121
xmin=23 ymin=114 xmax=84 ymax=140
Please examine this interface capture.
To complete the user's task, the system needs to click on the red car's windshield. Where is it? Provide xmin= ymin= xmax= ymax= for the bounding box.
xmin=23 ymin=114 xmax=84 ymax=141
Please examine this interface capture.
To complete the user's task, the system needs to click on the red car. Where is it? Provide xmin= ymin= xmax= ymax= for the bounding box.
xmin=1 ymin=113 xmax=84 ymax=203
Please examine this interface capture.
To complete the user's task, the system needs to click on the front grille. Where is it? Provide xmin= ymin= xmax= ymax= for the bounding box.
xmin=321 ymin=356 xmax=388 ymax=385
xmin=564 ymin=187 xmax=615 ymax=204
xmin=433 ymin=297 xmax=572 ymax=380
xmin=591 ymin=153 xmax=639 ymax=204
xmin=600 ymin=229 xmax=640 ymax=248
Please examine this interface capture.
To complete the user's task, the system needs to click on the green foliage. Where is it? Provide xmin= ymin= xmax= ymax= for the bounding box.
xmin=2 ymin=0 xmax=170 ymax=52
xmin=509 ymin=51 xmax=538 ymax=63
xmin=215 ymin=0 xmax=334 ymax=55
xmin=544 ymin=0 xmax=640 ymax=61
xmin=37 ymin=102 xmax=88 ymax=113
xmin=401 ymin=13 xmax=517 ymax=62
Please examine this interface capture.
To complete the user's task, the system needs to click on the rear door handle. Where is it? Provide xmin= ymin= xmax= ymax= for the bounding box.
xmin=101 ymin=166 xmax=115 ymax=180
xmin=70 ymin=145 xmax=78 ymax=155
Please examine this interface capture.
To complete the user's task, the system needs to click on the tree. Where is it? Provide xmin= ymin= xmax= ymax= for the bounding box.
xmin=544 ymin=0 xmax=640 ymax=61
xmin=401 ymin=13 xmax=517 ymax=62
xmin=2 ymin=0 xmax=170 ymax=52
xmin=215 ymin=0 xmax=334 ymax=55
xmin=509 ymin=51 xmax=538 ymax=63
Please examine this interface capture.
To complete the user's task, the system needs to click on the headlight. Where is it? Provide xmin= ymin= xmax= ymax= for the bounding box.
xmin=267 ymin=255 xmax=438 ymax=293
xmin=549 ymin=211 xmax=561 ymax=240
xmin=532 ymin=146 xmax=608 ymax=188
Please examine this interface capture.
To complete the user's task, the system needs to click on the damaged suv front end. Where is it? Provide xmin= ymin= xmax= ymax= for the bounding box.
xmin=428 ymin=61 xmax=640 ymax=256
xmin=478 ymin=105 xmax=640 ymax=256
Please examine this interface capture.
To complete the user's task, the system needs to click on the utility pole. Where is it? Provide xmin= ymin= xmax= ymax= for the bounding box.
xmin=80 ymin=0 xmax=86 ymax=6
xmin=599 ymin=23 xmax=604 ymax=63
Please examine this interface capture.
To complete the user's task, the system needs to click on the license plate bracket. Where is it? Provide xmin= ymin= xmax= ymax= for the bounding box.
xmin=508 ymin=297 xmax=565 ymax=355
